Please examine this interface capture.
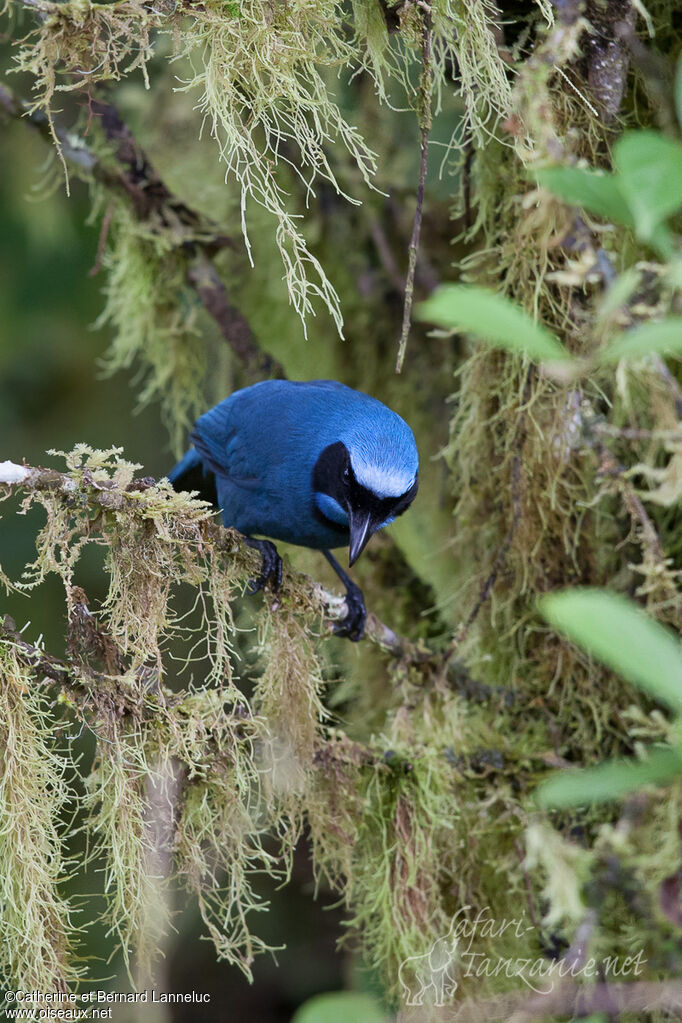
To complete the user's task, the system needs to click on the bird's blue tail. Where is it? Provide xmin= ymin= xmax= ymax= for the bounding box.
xmin=168 ymin=449 xmax=202 ymax=486
xmin=168 ymin=449 xmax=218 ymax=507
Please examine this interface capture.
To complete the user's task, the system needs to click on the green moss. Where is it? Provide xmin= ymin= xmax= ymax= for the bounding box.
xmin=7 ymin=0 xmax=533 ymax=347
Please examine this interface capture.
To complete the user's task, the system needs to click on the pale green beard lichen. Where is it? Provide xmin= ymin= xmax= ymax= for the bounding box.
xmin=255 ymin=609 xmax=327 ymax=794
xmin=0 ymin=643 xmax=79 ymax=992
xmin=6 ymin=0 xmax=534 ymax=353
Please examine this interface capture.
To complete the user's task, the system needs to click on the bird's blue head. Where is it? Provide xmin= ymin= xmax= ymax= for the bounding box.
xmin=311 ymin=416 xmax=419 ymax=565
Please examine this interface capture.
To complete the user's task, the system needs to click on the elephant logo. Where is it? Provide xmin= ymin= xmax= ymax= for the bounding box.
xmin=397 ymin=918 xmax=459 ymax=1006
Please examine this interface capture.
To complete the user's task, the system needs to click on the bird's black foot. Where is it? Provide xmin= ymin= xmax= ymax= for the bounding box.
xmin=334 ymin=577 xmax=367 ymax=642
xmin=323 ymin=550 xmax=367 ymax=641
xmin=244 ymin=537 xmax=283 ymax=593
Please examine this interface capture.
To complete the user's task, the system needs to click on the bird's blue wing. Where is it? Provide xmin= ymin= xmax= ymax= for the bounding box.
xmin=190 ymin=399 xmax=233 ymax=475
xmin=190 ymin=390 xmax=266 ymax=490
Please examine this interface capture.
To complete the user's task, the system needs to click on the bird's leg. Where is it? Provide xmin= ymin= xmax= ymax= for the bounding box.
xmin=323 ymin=550 xmax=367 ymax=642
xmin=244 ymin=537 xmax=283 ymax=593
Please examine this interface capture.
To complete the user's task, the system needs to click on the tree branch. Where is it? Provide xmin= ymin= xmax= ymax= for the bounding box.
xmin=0 ymin=461 xmax=465 ymax=677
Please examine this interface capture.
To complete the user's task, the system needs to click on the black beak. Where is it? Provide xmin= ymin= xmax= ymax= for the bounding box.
xmin=348 ymin=508 xmax=379 ymax=566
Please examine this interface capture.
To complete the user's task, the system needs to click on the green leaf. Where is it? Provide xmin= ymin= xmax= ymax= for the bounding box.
xmin=676 ymin=56 xmax=682 ymax=130
xmin=535 ymin=166 xmax=633 ymax=227
xmin=647 ymin=223 xmax=675 ymax=261
xmin=536 ymin=748 xmax=682 ymax=808
xmin=614 ymin=131 xmax=682 ymax=242
xmin=416 ymin=285 xmax=569 ymax=362
xmin=599 ymin=317 xmax=682 ymax=363
xmin=539 ymin=588 xmax=682 ymax=711
xmin=292 ymin=993 xmax=387 ymax=1023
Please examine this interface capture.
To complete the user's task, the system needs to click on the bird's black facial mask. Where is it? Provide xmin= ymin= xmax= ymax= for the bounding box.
xmin=312 ymin=442 xmax=418 ymax=565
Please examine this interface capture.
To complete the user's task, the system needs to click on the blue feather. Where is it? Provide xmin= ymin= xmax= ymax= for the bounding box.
xmin=315 ymin=492 xmax=349 ymax=528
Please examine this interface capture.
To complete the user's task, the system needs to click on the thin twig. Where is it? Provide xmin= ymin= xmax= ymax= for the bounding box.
xmin=89 ymin=201 xmax=114 ymax=276
xmin=462 ymin=139 xmax=474 ymax=231
xmin=396 ymin=14 xmax=432 ymax=373
xmin=596 ymin=445 xmax=667 ymax=563
xmin=187 ymin=255 xmax=285 ymax=380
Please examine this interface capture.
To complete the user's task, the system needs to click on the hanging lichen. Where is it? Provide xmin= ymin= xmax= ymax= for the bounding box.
xmin=95 ymin=208 xmax=206 ymax=455
xmin=0 ymin=642 xmax=80 ymax=992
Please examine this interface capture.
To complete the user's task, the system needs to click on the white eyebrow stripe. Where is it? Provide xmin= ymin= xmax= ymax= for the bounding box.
xmin=351 ymin=459 xmax=416 ymax=498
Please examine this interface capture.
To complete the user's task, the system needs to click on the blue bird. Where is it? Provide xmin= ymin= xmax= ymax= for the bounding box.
xmin=168 ymin=380 xmax=419 ymax=640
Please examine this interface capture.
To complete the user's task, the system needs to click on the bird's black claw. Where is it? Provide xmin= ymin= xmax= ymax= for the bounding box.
xmin=333 ymin=582 xmax=367 ymax=642
xmin=244 ymin=538 xmax=282 ymax=593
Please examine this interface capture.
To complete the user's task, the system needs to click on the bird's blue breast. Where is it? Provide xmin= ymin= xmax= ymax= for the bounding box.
xmin=186 ymin=380 xmax=417 ymax=551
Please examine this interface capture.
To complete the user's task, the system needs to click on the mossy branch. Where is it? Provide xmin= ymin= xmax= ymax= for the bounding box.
xmin=0 ymin=506 xmax=519 ymax=997
xmin=0 ymin=457 xmax=446 ymax=666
